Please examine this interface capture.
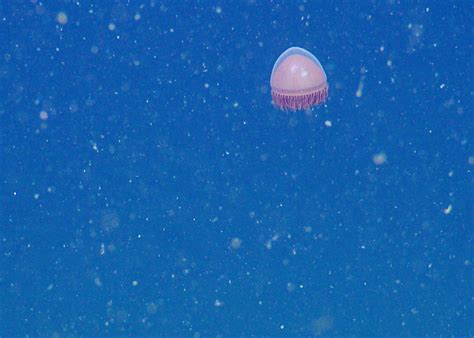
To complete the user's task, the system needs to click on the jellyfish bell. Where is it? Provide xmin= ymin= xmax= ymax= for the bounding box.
xmin=270 ymin=47 xmax=328 ymax=111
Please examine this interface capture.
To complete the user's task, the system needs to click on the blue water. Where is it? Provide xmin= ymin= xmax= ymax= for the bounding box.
xmin=1 ymin=2 xmax=472 ymax=337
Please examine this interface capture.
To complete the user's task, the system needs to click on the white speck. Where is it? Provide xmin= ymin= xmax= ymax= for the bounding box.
xmin=39 ymin=111 xmax=48 ymax=120
xmin=355 ymin=78 xmax=364 ymax=97
xmin=230 ymin=237 xmax=242 ymax=249
xmin=56 ymin=12 xmax=68 ymax=25
xmin=372 ymin=152 xmax=387 ymax=165
xmin=443 ymin=204 xmax=452 ymax=214
xmin=94 ymin=277 xmax=102 ymax=287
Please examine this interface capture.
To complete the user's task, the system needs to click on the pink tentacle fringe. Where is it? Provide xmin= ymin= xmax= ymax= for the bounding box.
xmin=272 ymin=85 xmax=328 ymax=111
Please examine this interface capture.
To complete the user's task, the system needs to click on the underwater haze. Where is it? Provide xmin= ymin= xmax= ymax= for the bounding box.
xmin=1 ymin=1 xmax=473 ymax=337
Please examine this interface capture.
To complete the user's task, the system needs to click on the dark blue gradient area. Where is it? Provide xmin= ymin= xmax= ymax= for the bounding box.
xmin=1 ymin=2 xmax=472 ymax=337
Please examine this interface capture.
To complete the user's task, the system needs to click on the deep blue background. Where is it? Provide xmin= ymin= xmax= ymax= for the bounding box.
xmin=1 ymin=1 xmax=473 ymax=337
